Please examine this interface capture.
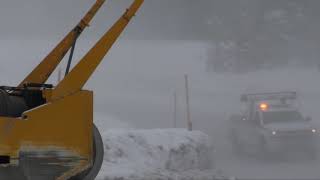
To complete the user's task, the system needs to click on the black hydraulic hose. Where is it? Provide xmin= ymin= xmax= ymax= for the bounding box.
xmin=65 ymin=27 xmax=82 ymax=76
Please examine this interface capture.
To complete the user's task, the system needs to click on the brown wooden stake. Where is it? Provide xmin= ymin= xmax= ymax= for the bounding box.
xmin=185 ymin=74 xmax=192 ymax=131
xmin=173 ymin=91 xmax=177 ymax=128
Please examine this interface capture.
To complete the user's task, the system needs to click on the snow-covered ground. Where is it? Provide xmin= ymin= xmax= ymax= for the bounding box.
xmin=94 ymin=126 xmax=226 ymax=180
xmin=93 ymin=113 xmax=227 ymax=179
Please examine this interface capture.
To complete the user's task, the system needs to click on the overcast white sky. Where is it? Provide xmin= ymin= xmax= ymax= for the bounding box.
xmin=0 ymin=0 xmax=148 ymax=39
xmin=0 ymin=0 xmax=216 ymax=40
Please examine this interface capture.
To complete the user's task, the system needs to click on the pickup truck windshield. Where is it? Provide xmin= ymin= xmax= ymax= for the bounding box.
xmin=262 ymin=111 xmax=305 ymax=124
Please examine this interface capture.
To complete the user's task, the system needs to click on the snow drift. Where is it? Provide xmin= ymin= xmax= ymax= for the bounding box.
xmin=96 ymin=129 xmax=227 ymax=180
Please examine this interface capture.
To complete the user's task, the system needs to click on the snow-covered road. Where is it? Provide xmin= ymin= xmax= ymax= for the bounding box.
xmin=213 ymin=131 xmax=320 ymax=180
xmin=217 ymin=158 xmax=320 ymax=180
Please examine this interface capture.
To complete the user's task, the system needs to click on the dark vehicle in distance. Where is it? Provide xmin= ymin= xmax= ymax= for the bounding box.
xmin=229 ymin=92 xmax=318 ymax=160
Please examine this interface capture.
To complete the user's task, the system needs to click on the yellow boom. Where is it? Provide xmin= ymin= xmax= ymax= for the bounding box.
xmin=52 ymin=0 xmax=144 ymax=101
xmin=18 ymin=0 xmax=106 ymax=87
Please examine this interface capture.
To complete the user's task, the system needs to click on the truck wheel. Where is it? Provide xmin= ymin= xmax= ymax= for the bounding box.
xmin=306 ymin=148 xmax=318 ymax=160
xmin=257 ymin=136 xmax=268 ymax=160
xmin=70 ymin=124 xmax=104 ymax=180
xmin=230 ymin=129 xmax=244 ymax=156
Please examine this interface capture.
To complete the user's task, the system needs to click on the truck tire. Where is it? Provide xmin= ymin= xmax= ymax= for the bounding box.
xmin=256 ymin=135 xmax=268 ymax=160
xmin=306 ymin=147 xmax=318 ymax=160
xmin=230 ymin=129 xmax=244 ymax=156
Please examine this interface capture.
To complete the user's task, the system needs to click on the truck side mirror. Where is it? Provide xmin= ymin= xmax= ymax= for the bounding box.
xmin=240 ymin=95 xmax=247 ymax=102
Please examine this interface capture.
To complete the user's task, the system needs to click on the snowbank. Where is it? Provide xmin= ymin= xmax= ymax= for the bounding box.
xmin=96 ymin=129 xmax=227 ymax=180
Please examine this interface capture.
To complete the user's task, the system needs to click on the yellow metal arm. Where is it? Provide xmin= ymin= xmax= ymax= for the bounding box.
xmin=52 ymin=0 xmax=144 ymax=100
xmin=18 ymin=0 xmax=106 ymax=87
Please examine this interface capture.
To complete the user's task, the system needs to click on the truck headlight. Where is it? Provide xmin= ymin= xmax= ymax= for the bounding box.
xmin=312 ymin=129 xmax=317 ymax=133
xmin=272 ymin=131 xmax=277 ymax=135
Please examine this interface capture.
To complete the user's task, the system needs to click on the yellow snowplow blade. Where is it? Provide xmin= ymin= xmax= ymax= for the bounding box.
xmin=0 ymin=91 xmax=93 ymax=179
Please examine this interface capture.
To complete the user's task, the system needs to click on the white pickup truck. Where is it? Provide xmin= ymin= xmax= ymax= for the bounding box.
xmin=229 ymin=92 xmax=318 ymax=160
